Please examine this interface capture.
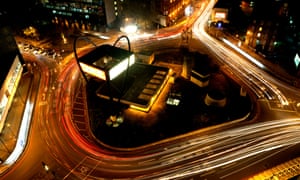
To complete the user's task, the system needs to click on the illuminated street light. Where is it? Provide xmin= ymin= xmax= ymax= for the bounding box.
xmin=42 ymin=162 xmax=50 ymax=172
xmin=112 ymin=35 xmax=131 ymax=96
xmin=120 ymin=18 xmax=137 ymax=34
xmin=123 ymin=25 xmax=138 ymax=34
xmin=185 ymin=5 xmax=193 ymax=16
xmin=105 ymin=35 xmax=132 ymax=127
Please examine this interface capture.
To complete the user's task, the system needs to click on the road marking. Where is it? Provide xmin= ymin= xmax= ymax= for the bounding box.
xmin=63 ymin=156 xmax=87 ymax=179
xmin=220 ymin=145 xmax=292 ymax=179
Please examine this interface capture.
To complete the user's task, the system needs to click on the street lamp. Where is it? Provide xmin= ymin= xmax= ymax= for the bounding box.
xmin=105 ymin=35 xmax=131 ymax=127
xmin=113 ymin=35 xmax=131 ymax=96
xmin=73 ymin=35 xmax=98 ymax=83
xmin=73 ymin=34 xmax=132 ymax=128
xmin=120 ymin=18 xmax=138 ymax=34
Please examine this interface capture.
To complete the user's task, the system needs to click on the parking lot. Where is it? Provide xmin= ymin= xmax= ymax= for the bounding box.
xmin=17 ymin=42 xmax=63 ymax=60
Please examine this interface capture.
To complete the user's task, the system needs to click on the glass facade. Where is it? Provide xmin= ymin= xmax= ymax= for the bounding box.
xmin=0 ymin=56 xmax=23 ymax=133
xmin=42 ymin=0 xmax=116 ymax=31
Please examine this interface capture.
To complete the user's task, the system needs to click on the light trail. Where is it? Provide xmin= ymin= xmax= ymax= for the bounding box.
xmin=3 ymin=0 xmax=300 ymax=179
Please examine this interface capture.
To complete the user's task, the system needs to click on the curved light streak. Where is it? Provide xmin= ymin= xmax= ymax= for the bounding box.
xmin=3 ymin=0 xmax=300 ymax=179
xmin=39 ymin=0 xmax=300 ymax=179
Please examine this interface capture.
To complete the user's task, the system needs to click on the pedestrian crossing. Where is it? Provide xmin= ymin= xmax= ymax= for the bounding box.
xmin=249 ymin=157 xmax=300 ymax=180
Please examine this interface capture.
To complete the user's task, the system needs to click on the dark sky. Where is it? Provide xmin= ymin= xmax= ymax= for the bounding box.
xmin=215 ymin=0 xmax=300 ymax=28
xmin=0 ymin=0 xmax=37 ymax=16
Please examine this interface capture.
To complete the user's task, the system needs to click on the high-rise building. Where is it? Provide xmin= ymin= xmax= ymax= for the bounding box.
xmin=153 ymin=0 xmax=191 ymax=27
xmin=41 ymin=0 xmax=118 ymax=31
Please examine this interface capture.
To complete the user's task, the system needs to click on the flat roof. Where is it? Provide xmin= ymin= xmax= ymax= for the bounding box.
xmin=96 ymin=62 xmax=170 ymax=111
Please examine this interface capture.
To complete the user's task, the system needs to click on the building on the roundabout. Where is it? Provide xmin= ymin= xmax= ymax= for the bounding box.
xmin=77 ymin=44 xmax=171 ymax=113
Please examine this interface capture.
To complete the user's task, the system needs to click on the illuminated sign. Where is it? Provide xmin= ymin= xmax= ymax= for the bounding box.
xmin=215 ymin=12 xmax=226 ymax=19
xmin=109 ymin=54 xmax=135 ymax=80
xmin=80 ymin=54 xmax=135 ymax=81
xmin=212 ymin=8 xmax=229 ymax=23
xmin=294 ymin=53 xmax=300 ymax=69
xmin=78 ymin=45 xmax=135 ymax=81
xmin=80 ymin=63 xmax=107 ymax=80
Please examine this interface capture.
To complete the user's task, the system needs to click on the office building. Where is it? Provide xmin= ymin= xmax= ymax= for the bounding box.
xmin=78 ymin=44 xmax=170 ymax=112
xmin=40 ymin=0 xmax=118 ymax=31
xmin=153 ymin=0 xmax=192 ymax=27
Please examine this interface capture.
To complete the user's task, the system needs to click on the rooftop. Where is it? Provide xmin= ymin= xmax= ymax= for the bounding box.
xmin=96 ymin=62 xmax=170 ymax=112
